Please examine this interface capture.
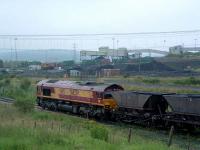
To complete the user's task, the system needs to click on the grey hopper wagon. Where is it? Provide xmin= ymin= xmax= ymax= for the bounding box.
xmin=164 ymin=94 xmax=200 ymax=116
xmin=110 ymin=91 xmax=172 ymax=115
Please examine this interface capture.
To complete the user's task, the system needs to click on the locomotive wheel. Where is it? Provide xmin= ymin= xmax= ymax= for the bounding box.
xmin=41 ymin=103 xmax=46 ymax=110
xmin=49 ymin=103 xmax=57 ymax=111
xmin=79 ymin=110 xmax=87 ymax=118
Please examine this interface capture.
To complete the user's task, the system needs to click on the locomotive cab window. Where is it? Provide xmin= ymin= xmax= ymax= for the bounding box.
xmin=43 ymin=88 xmax=51 ymax=96
xmin=104 ymin=94 xmax=113 ymax=99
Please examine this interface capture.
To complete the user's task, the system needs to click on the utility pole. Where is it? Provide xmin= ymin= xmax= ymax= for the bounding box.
xmin=163 ymin=40 xmax=166 ymax=49
xmin=9 ymin=37 xmax=13 ymax=63
xmin=112 ymin=38 xmax=115 ymax=60
xmin=14 ymin=38 xmax=18 ymax=67
xmin=116 ymin=40 xmax=119 ymax=59
xmin=10 ymin=38 xmax=13 ymax=69
xmin=73 ymin=43 xmax=76 ymax=63
xmin=138 ymin=53 xmax=141 ymax=73
xmin=45 ymin=50 xmax=48 ymax=63
xmin=117 ymin=40 xmax=119 ymax=49
xmin=112 ymin=38 xmax=115 ymax=49
xmin=194 ymin=39 xmax=197 ymax=50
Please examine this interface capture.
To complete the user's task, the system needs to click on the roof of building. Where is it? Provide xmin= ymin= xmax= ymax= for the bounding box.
xmin=37 ymin=79 xmax=124 ymax=92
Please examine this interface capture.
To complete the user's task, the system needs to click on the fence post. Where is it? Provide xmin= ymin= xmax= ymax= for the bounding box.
xmin=187 ymin=133 xmax=191 ymax=150
xmin=68 ymin=124 xmax=71 ymax=132
xmin=168 ymin=125 xmax=174 ymax=147
xmin=22 ymin=119 xmax=24 ymax=125
xmin=128 ymin=128 xmax=132 ymax=143
xmin=51 ymin=121 xmax=53 ymax=129
xmin=34 ymin=121 xmax=37 ymax=128
xmin=59 ymin=125 xmax=61 ymax=132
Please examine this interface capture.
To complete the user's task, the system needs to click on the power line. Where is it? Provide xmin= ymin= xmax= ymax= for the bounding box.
xmin=0 ymin=29 xmax=200 ymax=37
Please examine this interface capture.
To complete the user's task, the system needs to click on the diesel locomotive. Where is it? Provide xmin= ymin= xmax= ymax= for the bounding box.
xmin=36 ymin=79 xmax=123 ymax=118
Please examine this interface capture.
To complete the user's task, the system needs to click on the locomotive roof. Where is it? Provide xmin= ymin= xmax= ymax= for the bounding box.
xmin=37 ymin=79 xmax=124 ymax=92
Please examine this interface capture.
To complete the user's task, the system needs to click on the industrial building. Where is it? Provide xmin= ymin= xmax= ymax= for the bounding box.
xmin=80 ymin=47 xmax=128 ymax=60
xmin=80 ymin=45 xmax=200 ymax=60
xmin=169 ymin=45 xmax=200 ymax=55
xmin=80 ymin=46 xmax=168 ymax=61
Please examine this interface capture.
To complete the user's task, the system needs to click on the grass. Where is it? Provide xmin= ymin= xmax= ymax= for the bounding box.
xmin=102 ymin=76 xmax=200 ymax=94
xmin=0 ymin=104 xmax=199 ymax=150
xmin=173 ymin=77 xmax=200 ymax=86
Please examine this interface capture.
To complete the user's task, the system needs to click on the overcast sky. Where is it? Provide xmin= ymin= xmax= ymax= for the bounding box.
xmin=0 ymin=0 xmax=200 ymax=35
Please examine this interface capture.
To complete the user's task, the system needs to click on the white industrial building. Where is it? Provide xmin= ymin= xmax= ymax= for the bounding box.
xmin=80 ymin=47 xmax=128 ymax=60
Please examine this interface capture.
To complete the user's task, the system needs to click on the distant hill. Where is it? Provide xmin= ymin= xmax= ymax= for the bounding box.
xmin=0 ymin=49 xmax=80 ymax=62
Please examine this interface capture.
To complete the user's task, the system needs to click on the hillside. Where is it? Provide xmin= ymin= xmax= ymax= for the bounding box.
xmin=0 ymin=49 xmax=80 ymax=62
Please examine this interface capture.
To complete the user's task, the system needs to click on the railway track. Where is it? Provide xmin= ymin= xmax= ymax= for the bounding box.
xmin=0 ymin=97 xmax=15 ymax=104
xmin=0 ymin=97 xmax=42 ymax=110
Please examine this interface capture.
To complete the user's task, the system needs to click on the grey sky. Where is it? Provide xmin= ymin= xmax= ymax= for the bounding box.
xmin=0 ymin=0 xmax=200 ymax=34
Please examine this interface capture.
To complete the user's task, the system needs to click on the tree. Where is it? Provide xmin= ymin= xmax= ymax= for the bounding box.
xmin=0 ymin=60 xmax=4 ymax=68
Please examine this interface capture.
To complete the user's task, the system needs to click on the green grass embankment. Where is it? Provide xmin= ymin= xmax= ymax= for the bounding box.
xmin=0 ymin=104 xmax=197 ymax=150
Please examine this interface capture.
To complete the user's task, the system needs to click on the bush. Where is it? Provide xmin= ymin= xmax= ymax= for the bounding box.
xmin=90 ymin=125 xmax=108 ymax=142
xmin=123 ymin=73 xmax=130 ymax=78
xmin=20 ymin=78 xmax=31 ymax=90
xmin=14 ymin=96 xmax=34 ymax=113
xmin=9 ymin=74 xmax=16 ymax=78
xmin=3 ymin=78 xmax=11 ymax=86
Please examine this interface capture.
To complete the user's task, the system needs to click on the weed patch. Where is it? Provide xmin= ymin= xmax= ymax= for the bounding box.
xmin=90 ymin=125 xmax=109 ymax=142
xmin=173 ymin=77 xmax=200 ymax=85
